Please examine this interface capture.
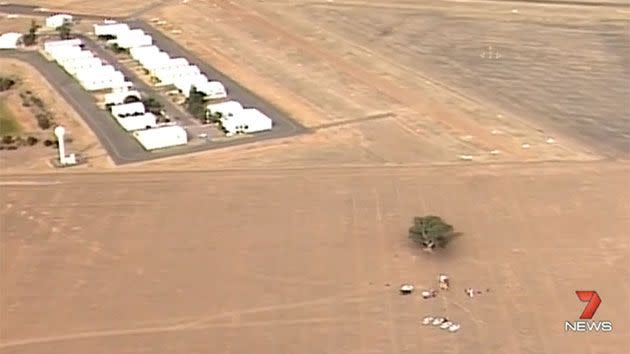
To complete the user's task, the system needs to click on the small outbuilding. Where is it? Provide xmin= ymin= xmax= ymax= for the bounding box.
xmin=0 ymin=32 xmax=23 ymax=49
xmin=116 ymin=113 xmax=157 ymax=131
xmin=43 ymin=39 xmax=81 ymax=53
xmin=45 ymin=14 xmax=73 ymax=29
xmin=62 ymin=57 xmax=103 ymax=75
xmin=139 ymin=51 xmax=170 ymax=71
xmin=195 ymin=81 xmax=227 ymax=100
xmin=111 ymin=102 xmax=145 ymax=118
xmin=133 ymin=125 xmax=188 ymax=150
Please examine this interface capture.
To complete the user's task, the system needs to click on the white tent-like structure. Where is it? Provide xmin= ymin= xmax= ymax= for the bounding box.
xmin=111 ymin=102 xmax=145 ymax=117
xmin=153 ymin=65 xmax=200 ymax=85
xmin=93 ymin=22 xmax=130 ymax=37
xmin=139 ymin=52 xmax=170 ymax=71
xmin=44 ymin=38 xmax=81 ymax=53
xmin=56 ymin=50 xmax=95 ymax=66
xmin=45 ymin=14 xmax=72 ymax=29
xmin=195 ymin=81 xmax=227 ymax=100
xmin=116 ymin=29 xmax=152 ymax=49
xmin=133 ymin=125 xmax=188 ymax=150
xmin=116 ymin=113 xmax=157 ymax=132
xmin=104 ymin=90 xmax=141 ymax=106
xmin=76 ymin=68 xmax=125 ymax=91
xmin=206 ymin=100 xmax=244 ymax=119
xmin=149 ymin=57 xmax=189 ymax=74
xmin=0 ymin=32 xmax=22 ymax=49
xmin=63 ymin=57 xmax=103 ymax=75
xmin=130 ymin=45 xmax=159 ymax=60
xmin=221 ymin=108 xmax=273 ymax=135
xmin=47 ymin=45 xmax=82 ymax=60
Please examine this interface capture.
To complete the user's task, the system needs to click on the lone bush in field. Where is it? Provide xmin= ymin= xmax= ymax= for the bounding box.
xmin=56 ymin=22 xmax=73 ymax=40
xmin=409 ymin=215 xmax=459 ymax=251
xmin=23 ymin=20 xmax=40 ymax=46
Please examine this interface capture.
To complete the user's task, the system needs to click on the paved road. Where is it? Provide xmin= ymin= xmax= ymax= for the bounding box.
xmin=0 ymin=51 xmax=151 ymax=164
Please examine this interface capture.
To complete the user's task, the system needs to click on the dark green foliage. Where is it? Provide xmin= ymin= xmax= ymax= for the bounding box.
xmin=26 ymin=136 xmax=39 ymax=146
xmin=408 ymin=215 xmax=459 ymax=251
xmin=23 ymin=20 xmax=40 ymax=46
xmin=36 ymin=113 xmax=52 ymax=130
xmin=43 ymin=139 xmax=53 ymax=147
xmin=97 ymin=34 xmax=116 ymax=41
xmin=110 ymin=43 xmax=127 ymax=54
xmin=141 ymin=97 xmax=163 ymax=115
xmin=2 ymin=135 xmax=14 ymax=144
xmin=56 ymin=22 xmax=72 ymax=40
xmin=0 ymin=77 xmax=16 ymax=92
xmin=186 ymin=86 xmax=207 ymax=120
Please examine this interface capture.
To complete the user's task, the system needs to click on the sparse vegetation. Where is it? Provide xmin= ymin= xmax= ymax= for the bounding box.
xmin=19 ymin=91 xmax=55 ymax=130
xmin=56 ymin=22 xmax=73 ymax=40
xmin=22 ymin=20 xmax=41 ymax=46
xmin=26 ymin=136 xmax=39 ymax=146
xmin=97 ymin=34 xmax=116 ymax=41
xmin=0 ymin=77 xmax=16 ymax=92
xmin=141 ymin=97 xmax=164 ymax=115
xmin=408 ymin=215 xmax=459 ymax=251
xmin=110 ymin=43 xmax=128 ymax=54
xmin=0 ymin=100 xmax=22 ymax=136
xmin=186 ymin=86 xmax=207 ymax=121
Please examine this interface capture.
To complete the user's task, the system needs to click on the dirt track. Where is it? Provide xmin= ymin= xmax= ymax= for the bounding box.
xmin=1 ymin=162 xmax=629 ymax=353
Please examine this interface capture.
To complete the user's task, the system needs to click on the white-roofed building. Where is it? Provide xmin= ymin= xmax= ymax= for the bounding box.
xmin=111 ymin=102 xmax=145 ymax=118
xmin=130 ymin=45 xmax=159 ymax=60
xmin=77 ymin=70 xmax=125 ymax=91
xmin=116 ymin=29 xmax=152 ymax=49
xmin=139 ymin=51 xmax=170 ymax=71
xmin=195 ymin=81 xmax=227 ymax=100
xmin=45 ymin=14 xmax=73 ymax=29
xmin=43 ymin=38 xmax=81 ymax=52
xmin=206 ymin=100 xmax=244 ymax=119
xmin=0 ymin=32 xmax=22 ymax=49
xmin=94 ymin=22 xmax=130 ymax=38
xmin=221 ymin=108 xmax=273 ymax=135
xmin=116 ymin=113 xmax=157 ymax=131
xmin=56 ymin=50 xmax=95 ymax=66
xmin=149 ymin=57 xmax=188 ymax=74
xmin=62 ymin=57 xmax=103 ymax=75
xmin=153 ymin=65 xmax=200 ymax=85
xmin=133 ymin=125 xmax=188 ymax=150
xmin=104 ymin=90 xmax=141 ymax=106
xmin=48 ymin=45 xmax=82 ymax=61
xmin=174 ymin=74 xmax=208 ymax=96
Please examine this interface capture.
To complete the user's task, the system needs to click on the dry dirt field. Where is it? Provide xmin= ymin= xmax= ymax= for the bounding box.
xmin=4 ymin=0 xmax=166 ymax=17
xmin=1 ymin=1 xmax=629 ymax=354
xmin=1 ymin=162 xmax=629 ymax=354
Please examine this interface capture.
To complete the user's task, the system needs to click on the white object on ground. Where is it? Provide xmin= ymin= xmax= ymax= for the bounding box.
xmin=422 ymin=316 xmax=434 ymax=325
xmin=521 ymin=143 xmax=530 ymax=149
xmin=449 ymin=323 xmax=461 ymax=332
xmin=432 ymin=317 xmax=446 ymax=326
xmin=546 ymin=138 xmax=555 ymax=144
xmin=440 ymin=321 xmax=453 ymax=329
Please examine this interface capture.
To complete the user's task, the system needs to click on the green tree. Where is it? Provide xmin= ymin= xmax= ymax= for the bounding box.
xmin=23 ymin=20 xmax=41 ymax=46
xmin=56 ymin=22 xmax=73 ymax=40
xmin=408 ymin=215 xmax=459 ymax=251
xmin=186 ymin=86 xmax=206 ymax=120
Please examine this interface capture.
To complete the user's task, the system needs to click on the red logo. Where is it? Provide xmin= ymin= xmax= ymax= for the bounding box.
xmin=575 ymin=291 xmax=602 ymax=319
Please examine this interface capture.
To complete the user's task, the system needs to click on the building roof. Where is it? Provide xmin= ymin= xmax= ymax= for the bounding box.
xmin=116 ymin=113 xmax=157 ymax=131
xmin=207 ymin=100 xmax=243 ymax=115
xmin=0 ymin=32 xmax=22 ymax=49
xmin=133 ymin=125 xmax=188 ymax=150
xmin=111 ymin=102 xmax=145 ymax=117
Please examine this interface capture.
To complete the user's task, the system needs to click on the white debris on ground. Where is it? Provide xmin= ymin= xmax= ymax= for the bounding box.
xmin=521 ymin=143 xmax=531 ymax=149
xmin=422 ymin=316 xmax=434 ymax=325
xmin=399 ymin=284 xmax=415 ymax=295
xmin=546 ymin=137 xmax=556 ymax=144
xmin=439 ymin=274 xmax=450 ymax=290
xmin=421 ymin=289 xmax=438 ymax=299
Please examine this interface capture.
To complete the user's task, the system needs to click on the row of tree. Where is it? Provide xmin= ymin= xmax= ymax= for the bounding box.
xmin=22 ymin=20 xmax=73 ymax=46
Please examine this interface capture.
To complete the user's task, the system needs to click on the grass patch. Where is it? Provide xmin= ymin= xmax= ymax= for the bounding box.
xmin=0 ymin=99 xmax=22 ymax=135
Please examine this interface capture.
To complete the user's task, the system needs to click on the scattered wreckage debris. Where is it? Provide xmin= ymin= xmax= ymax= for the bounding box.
xmin=421 ymin=289 xmax=438 ymax=299
xmin=400 ymin=284 xmax=415 ymax=295
xmin=422 ymin=316 xmax=461 ymax=332
xmin=439 ymin=274 xmax=450 ymax=290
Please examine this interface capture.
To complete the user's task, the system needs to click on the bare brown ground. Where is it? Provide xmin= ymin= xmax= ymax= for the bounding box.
xmin=0 ymin=58 xmax=111 ymax=171
xmin=3 ymin=0 xmax=165 ymax=17
xmin=1 ymin=162 xmax=629 ymax=353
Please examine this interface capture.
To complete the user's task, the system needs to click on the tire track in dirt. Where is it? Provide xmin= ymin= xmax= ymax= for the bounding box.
xmin=214 ymin=0 xmax=529 ymax=159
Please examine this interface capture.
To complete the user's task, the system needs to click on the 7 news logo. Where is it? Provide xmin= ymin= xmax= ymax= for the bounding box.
xmin=564 ymin=290 xmax=613 ymax=333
